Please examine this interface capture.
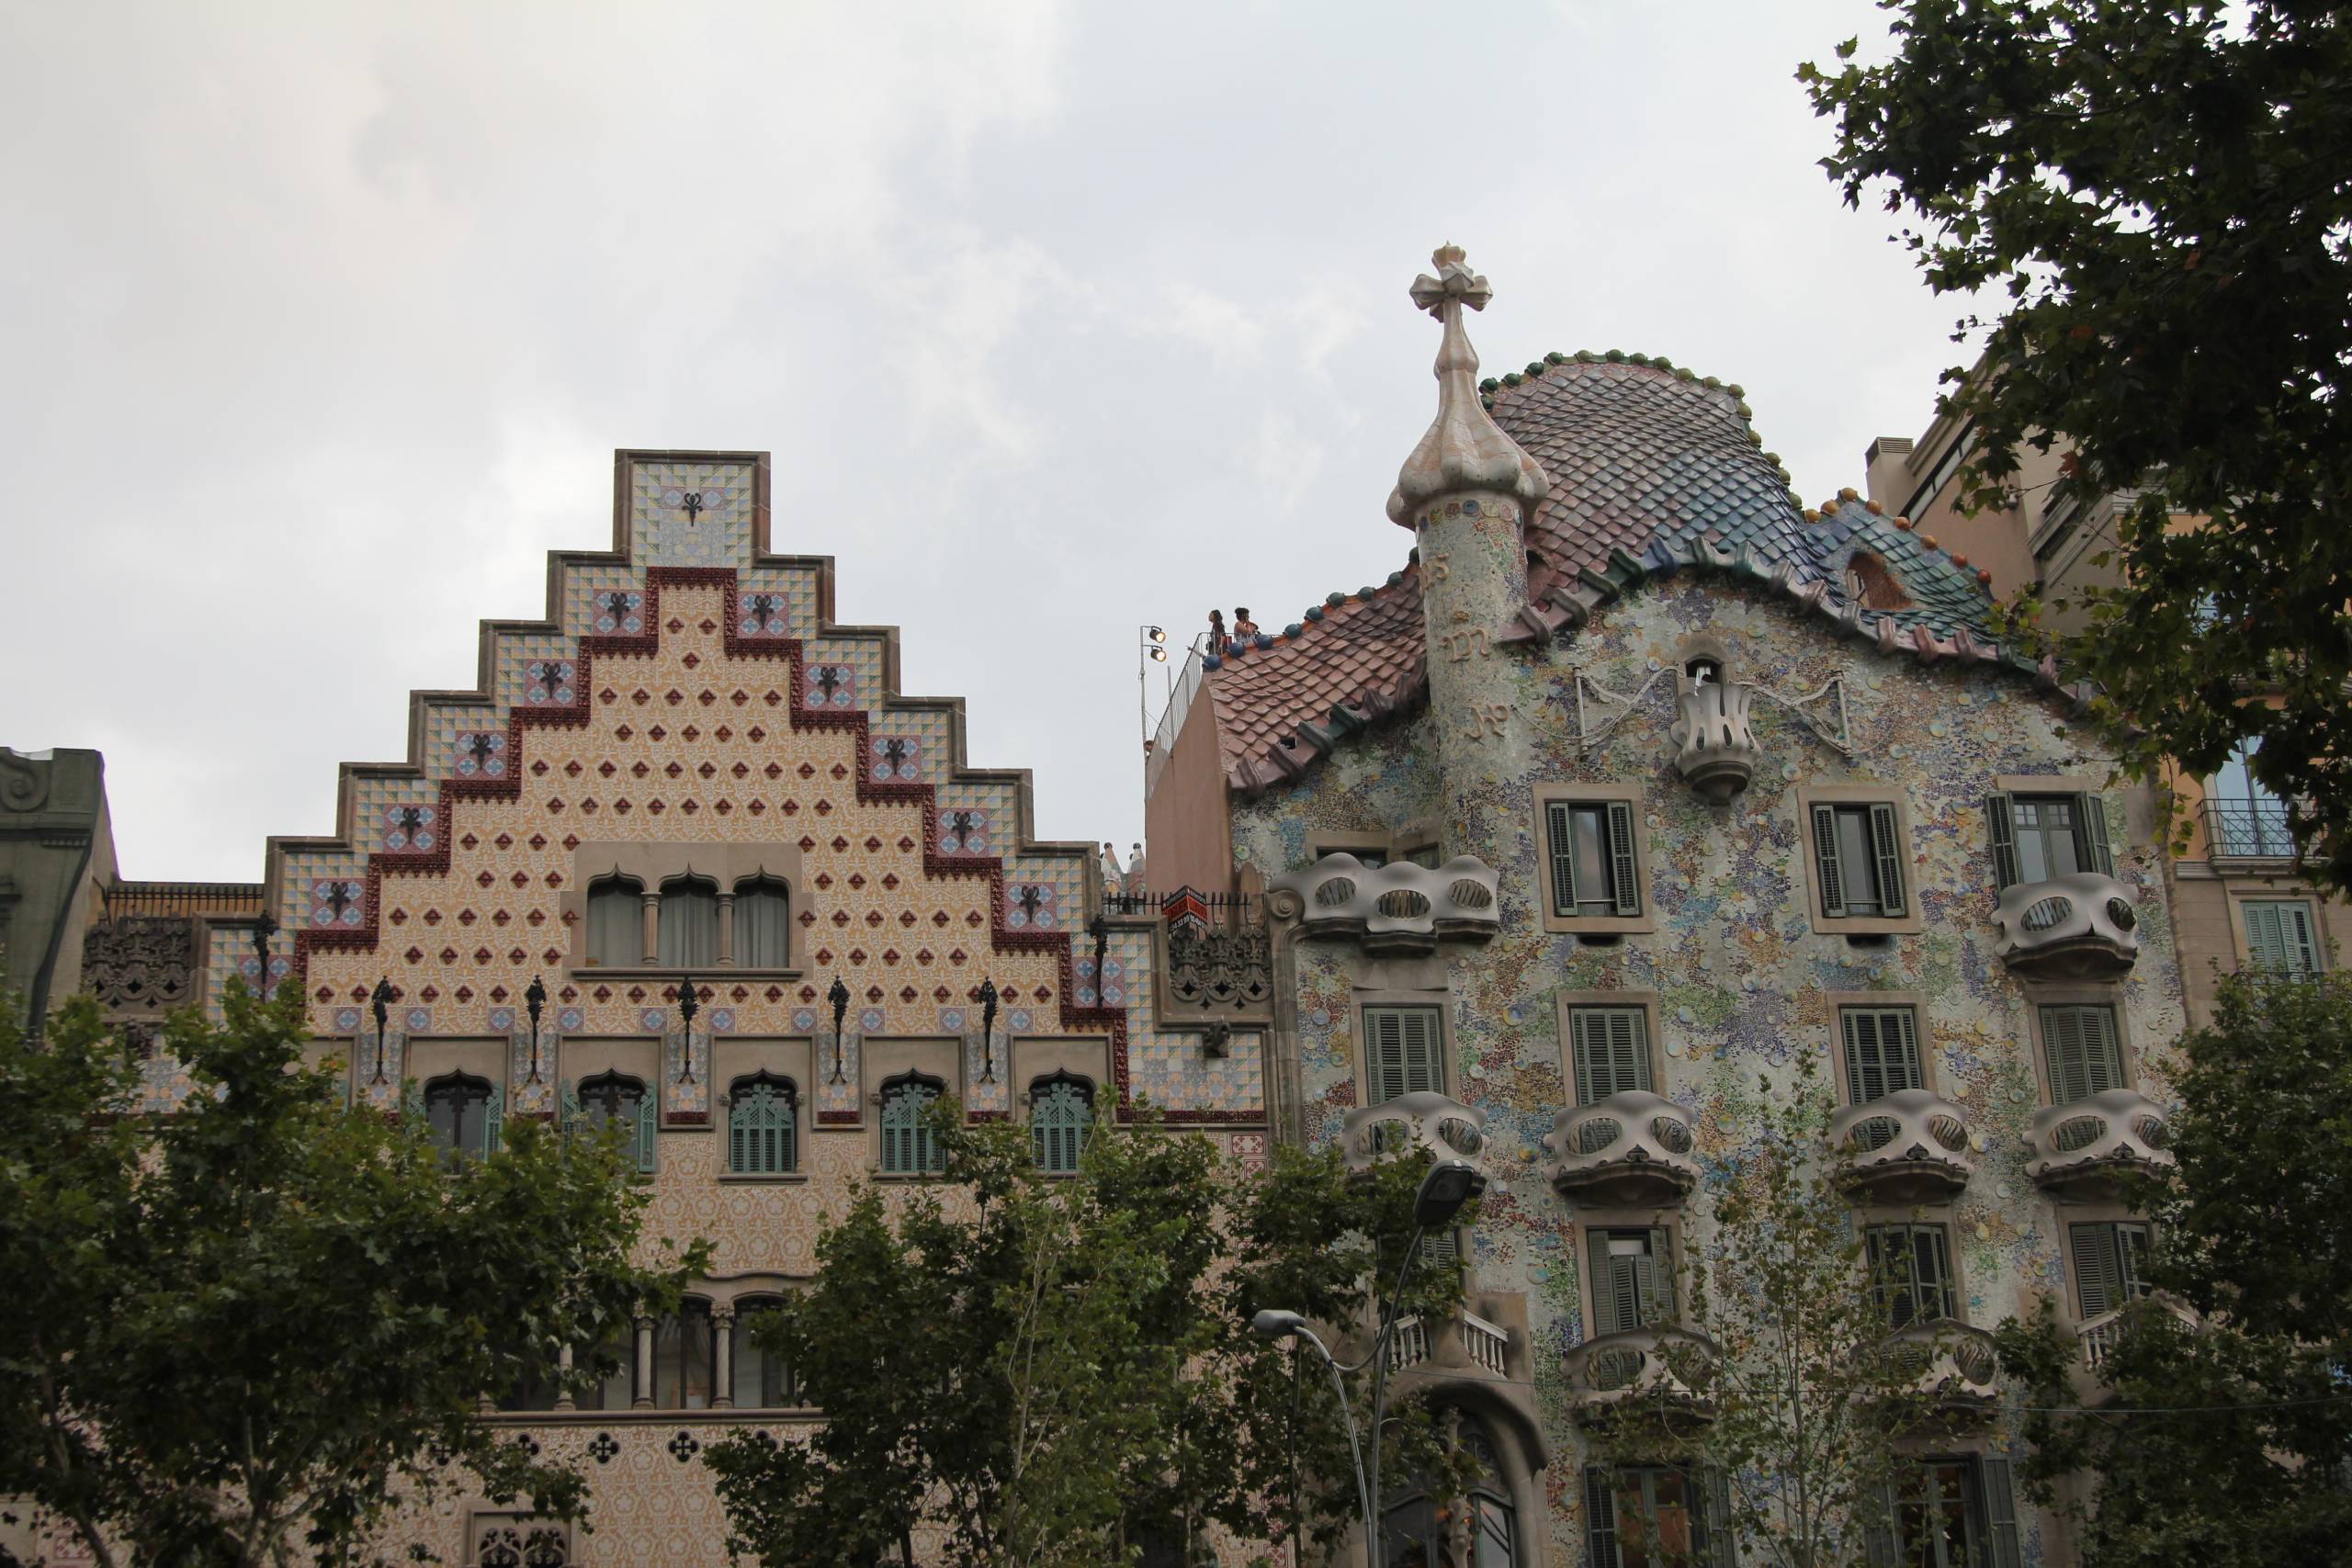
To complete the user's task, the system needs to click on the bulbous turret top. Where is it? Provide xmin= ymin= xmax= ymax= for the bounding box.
xmin=1385 ymin=244 xmax=1550 ymax=526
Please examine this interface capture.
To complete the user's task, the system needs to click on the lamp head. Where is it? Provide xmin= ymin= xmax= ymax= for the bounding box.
xmin=1251 ymin=1308 xmax=1308 ymax=1341
xmin=525 ymin=974 xmax=547 ymax=1025
xmin=1413 ymin=1158 xmax=1487 ymax=1230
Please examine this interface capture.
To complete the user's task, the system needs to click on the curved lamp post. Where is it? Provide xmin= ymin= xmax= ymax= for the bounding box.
xmin=1251 ymin=1156 xmax=1487 ymax=1566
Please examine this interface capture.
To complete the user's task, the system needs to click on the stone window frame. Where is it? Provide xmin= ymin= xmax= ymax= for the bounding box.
xmin=1822 ymin=990 xmax=1937 ymax=1106
xmin=1352 ymin=987 xmax=1455 ymax=1106
xmin=1991 ymin=772 xmax=2118 ymax=886
xmin=1554 ymin=989 xmax=1666 ymax=1107
xmin=1532 ymin=783 xmax=1656 ymax=936
xmin=560 ymin=840 xmax=805 ymax=978
xmin=2019 ymin=983 xmax=2141 ymax=1108
xmin=1792 ymin=784 xmax=1927 ymax=938
xmin=714 ymin=1037 xmax=816 ymax=1184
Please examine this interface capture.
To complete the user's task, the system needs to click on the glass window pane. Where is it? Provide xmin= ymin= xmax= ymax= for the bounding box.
xmin=1572 ymin=806 xmax=1610 ymax=909
xmin=1836 ymin=808 xmax=1881 ymax=913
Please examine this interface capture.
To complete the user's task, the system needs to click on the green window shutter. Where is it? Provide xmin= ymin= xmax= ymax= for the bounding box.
xmin=1868 ymin=803 xmax=1907 ymax=917
xmin=1570 ymin=1008 xmax=1596 ymax=1105
xmin=1548 ymin=802 xmax=1578 ymax=916
xmin=483 ymin=1084 xmax=504 ymax=1157
xmin=1985 ymin=792 xmax=2020 ymax=889
xmin=1812 ymin=804 xmax=1848 ymax=917
xmin=2245 ymin=900 xmax=2287 ymax=970
xmin=560 ymin=1080 xmax=584 ymax=1142
xmin=1640 ymin=1227 xmax=1672 ymax=1323
xmin=1703 ymin=1469 xmax=1737 ymax=1568
xmin=1401 ymin=1008 xmax=1442 ymax=1095
xmin=2247 ymin=900 xmax=2321 ymax=976
xmin=1605 ymin=801 xmax=1642 ymax=917
xmin=1915 ymin=1225 xmax=1953 ymax=1321
xmin=1979 ymin=1458 xmax=2022 ymax=1568
xmin=1889 ymin=1008 xmax=1921 ymax=1092
xmin=2281 ymin=901 xmax=2322 ymax=975
xmin=1589 ymin=1231 xmax=1636 ymax=1337
xmin=635 ymin=1090 xmax=658 ymax=1175
xmin=1843 ymin=1010 xmax=1883 ymax=1103
xmin=1366 ymin=1007 xmax=1442 ymax=1103
xmin=729 ymin=1083 xmax=796 ymax=1175
xmin=2073 ymin=1222 xmax=2123 ymax=1317
xmin=1861 ymin=1481 xmax=1898 ymax=1568
xmin=2077 ymin=792 xmax=2115 ymax=876
xmin=1573 ymin=1008 xmax=1650 ymax=1101
xmin=1031 ymin=1080 xmax=1091 ymax=1173
xmin=1584 ymin=1467 xmax=1619 ymax=1568
xmin=2042 ymin=1006 xmax=2121 ymax=1104
xmin=2081 ymin=1006 xmax=2122 ymax=1096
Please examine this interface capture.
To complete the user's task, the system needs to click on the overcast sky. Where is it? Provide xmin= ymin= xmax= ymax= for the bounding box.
xmin=1 ymin=1 xmax=1971 ymax=886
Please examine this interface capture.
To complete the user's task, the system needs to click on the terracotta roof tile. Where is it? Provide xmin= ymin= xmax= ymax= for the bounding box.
xmin=1204 ymin=575 xmax=1426 ymax=792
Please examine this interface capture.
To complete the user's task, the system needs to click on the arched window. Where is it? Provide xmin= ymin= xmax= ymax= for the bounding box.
xmin=879 ymin=1072 xmax=945 ymax=1175
xmin=1384 ymin=1416 xmax=1518 ymax=1568
xmin=1028 ymin=1073 xmax=1093 ymax=1174
xmin=653 ymin=1299 xmax=717 ymax=1410
xmin=584 ymin=875 xmax=643 ymax=967
xmin=727 ymin=1073 xmax=797 ymax=1175
xmin=734 ymin=876 xmax=790 ymax=968
xmin=424 ymin=1072 xmax=500 ymax=1162
xmin=657 ymin=876 xmax=719 ymax=967
xmin=568 ymin=1072 xmax=655 ymax=1173
xmin=729 ymin=1294 xmax=800 ymax=1408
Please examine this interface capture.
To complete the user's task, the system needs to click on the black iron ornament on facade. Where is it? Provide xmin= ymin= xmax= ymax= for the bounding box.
xmin=978 ymin=976 xmax=999 ymax=1083
xmin=673 ymin=975 xmax=698 ymax=1084
xmin=251 ymin=910 xmax=277 ymax=998
xmin=828 ymin=975 xmax=850 ymax=1083
xmin=1088 ymin=912 xmax=1108 ymax=1002
xmin=524 ymin=974 xmax=547 ymax=1086
xmin=369 ymin=975 xmax=395 ymax=1086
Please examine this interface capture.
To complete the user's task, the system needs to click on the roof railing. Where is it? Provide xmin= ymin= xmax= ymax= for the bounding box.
xmin=100 ymin=882 xmax=267 ymax=921
xmin=1143 ymin=636 xmax=1210 ymax=798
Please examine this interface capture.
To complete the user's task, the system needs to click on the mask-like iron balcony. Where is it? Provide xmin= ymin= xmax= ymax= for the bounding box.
xmin=1544 ymin=1092 xmax=1701 ymax=1208
xmin=1993 ymin=872 xmax=2141 ymax=979
xmin=2026 ymin=1088 xmax=2176 ymax=1196
xmin=1828 ymin=1089 xmax=1977 ymax=1204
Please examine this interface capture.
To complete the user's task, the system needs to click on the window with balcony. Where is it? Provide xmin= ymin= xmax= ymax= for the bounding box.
xmin=1363 ymin=1005 xmax=1443 ymax=1105
xmin=2207 ymin=739 xmax=2294 ymax=858
xmin=879 ymin=1072 xmax=945 ymax=1175
xmin=1840 ymin=1006 xmax=1923 ymax=1103
xmin=1987 ymin=790 xmax=2115 ymax=887
xmin=2040 ymin=1004 xmax=2126 ymax=1105
xmin=567 ymin=1072 xmax=656 ymax=1173
xmin=1871 ymin=1457 xmax=2022 ymax=1568
xmin=583 ymin=875 xmax=643 ymax=966
xmin=2070 ymin=1221 xmax=2153 ymax=1319
xmin=655 ymin=875 xmax=719 ymax=967
xmin=1811 ymin=802 xmax=1908 ymax=919
xmin=423 ymin=1072 xmax=500 ymax=1163
xmin=729 ymin=1295 xmax=800 ymax=1408
xmin=652 ymin=1300 xmax=717 ymax=1409
xmin=1587 ymin=1227 xmax=1673 ymax=1337
xmin=1584 ymin=1464 xmax=1730 ymax=1568
xmin=1028 ymin=1073 xmax=1093 ymax=1174
xmin=1865 ymin=1223 xmax=1957 ymax=1328
xmin=1544 ymin=799 xmax=1641 ymax=919
xmin=2244 ymin=898 xmax=2323 ymax=976
xmin=726 ymin=1073 xmax=797 ymax=1175
xmin=1568 ymin=1005 xmax=1652 ymax=1102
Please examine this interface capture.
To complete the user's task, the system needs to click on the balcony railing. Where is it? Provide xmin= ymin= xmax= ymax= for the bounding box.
xmin=1828 ymin=1089 xmax=1976 ymax=1203
xmin=100 ymin=881 xmax=266 ymax=921
xmin=1544 ymin=1091 xmax=1701 ymax=1208
xmin=1562 ymin=1326 xmax=1720 ymax=1421
xmin=1992 ymin=872 xmax=2140 ymax=979
xmin=1385 ymin=1310 xmax=1512 ymax=1378
xmin=1343 ymin=1091 xmax=1487 ymax=1176
xmin=2204 ymin=796 xmax=2297 ymax=861
xmin=2027 ymin=1089 xmax=2176 ymax=1194
xmin=2078 ymin=1296 xmax=2199 ymax=1371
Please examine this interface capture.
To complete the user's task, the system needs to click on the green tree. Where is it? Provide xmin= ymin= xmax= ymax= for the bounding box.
xmin=1801 ymin=1 xmax=2352 ymax=887
xmin=0 ymin=984 xmax=702 ymax=1568
xmin=705 ymin=1103 xmax=1471 ymax=1567
xmin=1994 ymin=970 xmax=2352 ymax=1568
xmin=1596 ymin=1058 xmax=1966 ymax=1568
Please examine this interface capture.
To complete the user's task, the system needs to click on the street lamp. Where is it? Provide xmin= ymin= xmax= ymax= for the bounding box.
xmin=1252 ymin=1156 xmax=1486 ymax=1565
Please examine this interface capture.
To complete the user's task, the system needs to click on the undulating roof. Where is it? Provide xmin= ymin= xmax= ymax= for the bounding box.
xmin=1198 ymin=355 xmax=2021 ymax=795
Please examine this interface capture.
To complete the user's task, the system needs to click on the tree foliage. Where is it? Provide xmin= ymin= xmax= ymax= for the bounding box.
xmin=1600 ymin=1057 xmax=1964 ymax=1568
xmin=1802 ymin=2 xmax=2352 ymax=886
xmin=1994 ymin=971 xmax=2352 ymax=1568
xmin=705 ymin=1103 xmax=1473 ymax=1567
xmin=0 ymin=985 xmax=700 ymax=1568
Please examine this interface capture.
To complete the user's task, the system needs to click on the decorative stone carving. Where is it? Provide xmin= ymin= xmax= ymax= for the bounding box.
xmin=1543 ymin=1091 xmax=1701 ymax=1207
xmin=1342 ymin=1090 xmax=1487 ymax=1176
xmin=1165 ymin=926 xmax=1272 ymax=1014
xmin=2027 ymin=1088 xmax=2175 ymax=1194
xmin=1827 ymin=1089 xmax=1976 ymax=1203
xmin=83 ymin=916 xmax=197 ymax=1016
xmin=1668 ymin=681 xmax=1760 ymax=801
xmin=1993 ymin=872 xmax=2141 ymax=978
xmin=1561 ymin=1326 xmax=1719 ymax=1421
xmin=1271 ymin=852 xmax=1499 ymax=955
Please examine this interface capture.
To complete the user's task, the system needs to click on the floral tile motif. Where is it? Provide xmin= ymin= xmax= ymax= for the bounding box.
xmin=1005 ymin=883 xmax=1058 ymax=931
xmin=523 ymin=659 xmax=578 ymax=706
xmin=802 ymin=664 xmax=857 ymax=711
xmin=592 ymin=589 xmax=645 ymax=635
xmin=869 ymin=735 xmax=922 ymax=783
xmin=452 ymin=730 xmax=508 ymax=779
xmin=630 ymin=460 xmax=755 ymax=570
xmin=938 ymin=807 xmax=991 ymax=856
xmin=310 ymin=879 xmax=366 ymax=929
xmin=381 ymin=803 xmax=437 ymax=852
xmin=738 ymin=590 xmax=791 ymax=638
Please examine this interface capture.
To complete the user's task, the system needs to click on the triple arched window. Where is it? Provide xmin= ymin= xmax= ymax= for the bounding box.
xmin=1028 ymin=1073 xmax=1093 ymax=1174
xmin=879 ymin=1072 xmax=945 ymax=1175
xmin=423 ymin=1072 xmax=502 ymax=1162
xmin=582 ymin=873 xmax=793 ymax=969
xmin=727 ymin=1073 xmax=798 ymax=1175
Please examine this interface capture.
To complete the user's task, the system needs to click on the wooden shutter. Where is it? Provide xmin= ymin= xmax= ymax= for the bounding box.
xmin=1985 ymin=792 xmax=2020 ymax=888
xmin=483 ymin=1084 xmax=504 ymax=1158
xmin=2077 ymin=792 xmax=2115 ymax=876
xmin=1366 ymin=1006 xmax=1442 ymax=1104
xmin=1842 ymin=1008 xmax=1923 ymax=1103
xmin=1868 ymin=803 xmax=1907 ymax=917
xmin=2247 ymin=900 xmax=2320 ymax=975
xmin=1861 ymin=1481 xmax=1898 ymax=1568
xmin=1979 ymin=1458 xmax=2022 ymax=1568
xmin=1548 ymin=801 xmax=1578 ymax=915
xmin=2042 ymin=1005 xmax=2121 ymax=1104
xmin=634 ymin=1089 xmax=658 ymax=1175
xmin=2072 ymin=1222 xmax=2123 ymax=1317
xmin=2245 ymin=900 xmax=2288 ymax=970
xmin=1812 ymin=804 xmax=1848 ymax=917
xmin=1584 ymin=1467 xmax=1619 ymax=1568
xmin=1703 ymin=1469 xmax=1737 ymax=1568
xmin=1606 ymin=801 xmax=1642 ymax=917
xmin=1589 ymin=1231 xmax=1638 ymax=1337
xmin=1573 ymin=1007 xmax=1650 ymax=1102
xmin=2280 ymin=902 xmax=2322 ymax=975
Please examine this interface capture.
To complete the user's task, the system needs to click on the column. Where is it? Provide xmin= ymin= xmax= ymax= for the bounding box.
xmin=639 ymin=893 xmax=661 ymax=966
xmin=710 ymin=1304 xmax=736 ymax=1409
xmin=717 ymin=892 xmax=736 ymax=968
xmin=553 ymin=1343 xmax=576 ymax=1412
xmin=633 ymin=1314 xmax=656 ymax=1408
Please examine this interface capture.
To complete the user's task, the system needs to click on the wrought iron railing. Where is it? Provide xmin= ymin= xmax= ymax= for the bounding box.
xmin=1102 ymin=889 xmax=1259 ymax=918
xmin=101 ymin=882 xmax=266 ymax=920
xmin=2204 ymin=796 xmax=2295 ymax=860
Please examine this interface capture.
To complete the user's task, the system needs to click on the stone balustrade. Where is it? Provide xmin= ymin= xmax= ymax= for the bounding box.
xmin=1342 ymin=1090 xmax=1487 ymax=1176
